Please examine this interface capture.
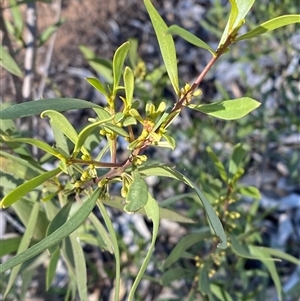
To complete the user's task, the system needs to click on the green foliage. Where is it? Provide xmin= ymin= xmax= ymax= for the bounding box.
xmin=1 ymin=0 xmax=299 ymax=300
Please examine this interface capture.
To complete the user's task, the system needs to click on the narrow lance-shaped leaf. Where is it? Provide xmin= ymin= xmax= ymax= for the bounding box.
xmin=46 ymin=201 xmax=73 ymax=254
xmin=79 ymin=45 xmax=113 ymax=83
xmin=86 ymin=77 xmax=109 ymax=98
xmin=192 ymin=183 xmax=227 ymax=249
xmin=162 ymin=230 xmax=212 ymax=269
xmin=0 ymin=188 xmax=101 ymax=272
xmin=206 ymin=146 xmax=228 ymax=182
xmin=0 ymin=237 xmax=22 ymax=257
xmin=167 ymin=25 xmax=216 ymax=56
xmin=211 ymin=284 xmax=234 ymax=301
xmin=0 ymin=98 xmax=101 ymax=120
xmin=228 ymin=0 xmax=239 ymax=31
xmin=218 ymin=0 xmax=255 ymax=48
xmin=228 ymin=143 xmax=247 ymax=179
xmin=0 ymin=45 xmax=23 ymax=77
xmin=236 ymin=15 xmax=300 ymax=41
xmin=232 ymin=0 xmax=256 ymax=30
xmin=46 ymin=248 xmax=60 ymax=290
xmin=4 ymin=200 xmax=40 ymax=297
xmin=0 ymin=167 xmax=61 ymax=208
xmin=96 ymin=200 xmax=121 ymax=301
xmin=230 ymin=235 xmax=280 ymax=261
xmin=104 ymin=123 xmax=129 ymax=138
xmin=41 ymin=110 xmax=78 ymax=144
xmin=38 ymin=18 xmax=64 ymax=46
xmin=41 ymin=110 xmax=90 ymax=156
xmin=69 ymin=231 xmax=88 ymax=301
xmin=218 ymin=0 xmax=238 ymax=48
xmin=249 ymin=246 xmax=282 ymax=301
xmin=8 ymin=0 xmax=23 ymax=37
xmin=144 ymin=0 xmax=179 ymax=95
xmin=112 ymin=41 xmax=130 ymax=94
xmin=103 ymin=197 xmax=195 ymax=224
xmin=123 ymin=66 xmax=134 ymax=109
xmin=73 ymin=116 xmax=114 ymax=156
xmin=187 ymin=97 xmax=261 ymax=120
xmin=128 ymin=193 xmax=160 ymax=301
xmin=138 ymin=164 xmax=227 ymax=249
xmin=1 ymin=136 xmax=65 ymax=159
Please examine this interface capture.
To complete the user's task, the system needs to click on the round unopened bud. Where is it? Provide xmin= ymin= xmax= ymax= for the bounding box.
xmin=139 ymin=155 xmax=147 ymax=162
xmin=74 ymin=181 xmax=82 ymax=188
xmin=100 ymin=129 xmax=106 ymax=135
xmin=81 ymin=154 xmax=89 ymax=161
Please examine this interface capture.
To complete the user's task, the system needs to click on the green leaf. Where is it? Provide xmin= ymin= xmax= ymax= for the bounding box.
xmin=257 ymin=247 xmax=300 ymax=266
xmin=0 ymin=237 xmax=22 ymax=257
xmin=138 ymin=164 xmax=227 ymax=248
xmin=161 ymin=133 xmax=176 ymax=150
xmin=249 ymin=246 xmax=282 ymax=301
xmin=73 ymin=116 xmax=113 ymax=156
xmin=187 ymin=97 xmax=261 ymax=120
xmin=0 ymin=98 xmax=101 ymax=120
xmin=103 ymin=197 xmax=194 ymax=223
xmin=168 ymin=25 xmax=216 ymax=56
xmin=104 ymin=123 xmax=129 ymax=137
xmin=125 ymin=169 xmax=149 ymax=213
xmin=230 ymin=235 xmax=279 ymax=261
xmin=96 ymin=200 xmax=121 ymax=301
xmin=123 ymin=116 xmax=137 ymax=127
xmin=0 ymin=167 xmax=61 ymax=208
xmin=237 ymin=186 xmax=261 ymax=199
xmin=69 ymin=231 xmax=88 ymax=301
xmin=128 ymin=193 xmax=160 ymax=301
xmin=93 ymin=107 xmax=111 ymax=120
xmin=144 ymin=0 xmax=179 ymax=95
xmin=123 ymin=66 xmax=134 ymax=108
xmin=88 ymin=212 xmax=114 ymax=253
xmin=41 ymin=110 xmax=78 ymax=144
xmin=228 ymin=143 xmax=247 ymax=179
xmin=206 ymin=146 xmax=228 ymax=182
xmin=0 ymin=188 xmax=100 ymax=273
xmin=46 ymin=201 xmax=73 ymax=254
xmin=1 ymin=136 xmax=64 ymax=159
xmin=12 ymin=198 xmax=49 ymax=241
xmin=86 ymin=77 xmax=109 ymax=98
xmin=162 ymin=267 xmax=194 ymax=286
xmin=236 ymin=15 xmax=300 ymax=41
xmin=8 ymin=0 xmax=23 ymax=37
xmin=138 ymin=164 xmax=192 ymax=186
xmin=79 ymin=45 xmax=113 ymax=83
xmin=0 ymin=45 xmax=22 ymax=77
xmin=38 ymin=19 xmax=64 ymax=47
xmin=0 ymin=151 xmax=43 ymax=179
xmin=192 ymin=183 xmax=227 ymax=249
xmin=228 ymin=0 xmax=239 ymax=31
xmin=46 ymin=247 xmax=60 ymax=290
xmin=211 ymin=284 xmax=234 ymax=301
xmin=112 ymin=41 xmax=130 ymax=94
xmin=218 ymin=0 xmax=255 ymax=48
xmin=162 ymin=230 xmax=211 ymax=269
xmin=4 ymin=200 xmax=40 ymax=297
